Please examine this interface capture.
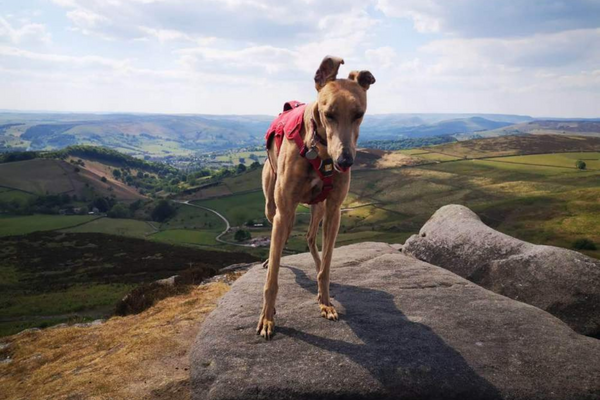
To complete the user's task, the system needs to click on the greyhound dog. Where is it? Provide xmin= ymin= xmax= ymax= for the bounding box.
xmin=258 ymin=55 xmax=375 ymax=340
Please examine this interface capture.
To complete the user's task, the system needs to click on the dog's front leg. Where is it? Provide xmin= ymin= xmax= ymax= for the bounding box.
xmin=317 ymin=203 xmax=341 ymax=321
xmin=257 ymin=205 xmax=295 ymax=340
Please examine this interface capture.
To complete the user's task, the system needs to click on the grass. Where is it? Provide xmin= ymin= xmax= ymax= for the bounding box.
xmin=486 ymin=152 xmax=600 ymax=170
xmin=0 ymin=214 xmax=98 ymax=237
xmin=349 ymin=152 xmax=600 ymax=259
xmin=0 ymin=158 xmax=73 ymax=194
xmin=61 ymin=217 xmax=155 ymax=238
xmin=222 ymin=168 xmax=263 ymax=193
xmin=193 ymin=190 xmax=265 ymax=226
xmin=161 ymin=203 xmax=225 ymax=231
xmin=0 ymin=188 xmax=35 ymax=202
xmin=0 ymin=231 xmax=257 ymax=337
xmin=0 ymin=282 xmax=230 ymax=400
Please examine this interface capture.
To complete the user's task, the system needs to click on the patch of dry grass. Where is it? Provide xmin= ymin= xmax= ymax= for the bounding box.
xmin=0 ymin=282 xmax=231 ymax=400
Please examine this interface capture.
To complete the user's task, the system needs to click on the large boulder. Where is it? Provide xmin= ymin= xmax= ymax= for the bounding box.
xmin=191 ymin=242 xmax=600 ymax=400
xmin=402 ymin=204 xmax=600 ymax=337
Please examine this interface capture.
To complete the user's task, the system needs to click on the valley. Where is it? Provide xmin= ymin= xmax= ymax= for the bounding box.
xmin=1 ymin=131 xmax=599 ymax=337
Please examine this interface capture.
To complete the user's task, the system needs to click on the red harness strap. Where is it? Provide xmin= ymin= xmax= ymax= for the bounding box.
xmin=265 ymin=101 xmax=342 ymax=204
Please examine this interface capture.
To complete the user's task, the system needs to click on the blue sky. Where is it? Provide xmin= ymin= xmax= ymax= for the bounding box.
xmin=1 ymin=0 xmax=599 ymax=117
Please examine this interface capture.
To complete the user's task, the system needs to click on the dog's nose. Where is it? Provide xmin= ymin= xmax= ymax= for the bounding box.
xmin=336 ymin=152 xmax=354 ymax=169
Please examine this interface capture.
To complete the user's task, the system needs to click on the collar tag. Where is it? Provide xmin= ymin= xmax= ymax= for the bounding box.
xmin=305 ymin=147 xmax=318 ymax=160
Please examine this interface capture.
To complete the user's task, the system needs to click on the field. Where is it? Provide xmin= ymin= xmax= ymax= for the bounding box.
xmin=350 ymin=152 xmax=600 ymax=259
xmin=193 ymin=190 xmax=265 ymax=226
xmin=486 ymin=152 xmax=600 ymax=170
xmin=215 ymin=150 xmax=267 ymax=166
xmin=426 ymin=134 xmax=600 ymax=159
xmin=187 ymin=150 xmax=600 ymax=258
xmin=62 ymin=217 xmax=156 ymax=238
xmin=1 ymin=139 xmax=599 ymax=338
xmin=0 ymin=214 xmax=98 ymax=237
xmin=0 ymin=231 xmax=258 ymax=336
xmin=0 ymin=188 xmax=34 ymax=202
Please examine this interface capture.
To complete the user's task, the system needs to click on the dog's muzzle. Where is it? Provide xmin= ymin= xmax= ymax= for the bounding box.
xmin=335 ymin=152 xmax=353 ymax=172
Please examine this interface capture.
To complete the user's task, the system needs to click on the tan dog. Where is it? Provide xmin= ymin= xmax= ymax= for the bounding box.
xmin=258 ymin=56 xmax=375 ymax=340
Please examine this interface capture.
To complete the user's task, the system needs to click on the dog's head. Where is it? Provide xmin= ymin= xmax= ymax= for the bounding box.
xmin=313 ymin=55 xmax=375 ymax=172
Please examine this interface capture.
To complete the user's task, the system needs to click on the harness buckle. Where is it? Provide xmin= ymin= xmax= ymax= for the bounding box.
xmin=319 ymin=158 xmax=334 ymax=177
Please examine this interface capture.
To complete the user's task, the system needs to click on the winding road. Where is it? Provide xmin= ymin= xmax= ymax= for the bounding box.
xmin=173 ymin=200 xmax=256 ymax=247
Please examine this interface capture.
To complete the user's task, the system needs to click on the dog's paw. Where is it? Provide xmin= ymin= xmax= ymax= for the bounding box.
xmin=319 ymin=304 xmax=339 ymax=321
xmin=256 ymin=317 xmax=275 ymax=340
xmin=262 ymin=259 xmax=269 ymax=269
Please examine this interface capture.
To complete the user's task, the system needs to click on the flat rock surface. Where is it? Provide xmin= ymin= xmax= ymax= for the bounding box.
xmin=191 ymin=242 xmax=600 ymax=400
xmin=402 ymin=204 xmax=600 ymax=337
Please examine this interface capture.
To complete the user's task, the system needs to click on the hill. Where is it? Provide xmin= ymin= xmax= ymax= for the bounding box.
xmin=0 ymin=157 xmax=145 ymax=201
xmin=421 ymin=134 xmax=600 ymax=159
xmin=477 ymin=120 xmax=600 ymax=139
xmin=1 ymin=111 xmax=535 ymax=157
xmin=0 ymin=112 xmax=273 ymax=156
xmin=359 ymin=114 xmax=530 ymax=141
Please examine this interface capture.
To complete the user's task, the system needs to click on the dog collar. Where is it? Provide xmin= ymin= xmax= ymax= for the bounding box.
xmin=310 ymin=118 xmax=328 ymax=146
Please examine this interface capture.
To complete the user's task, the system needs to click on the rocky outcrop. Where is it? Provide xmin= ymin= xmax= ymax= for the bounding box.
xmin=191 ymin=242 xmax=600 ymax=400
xmin=403 ymin=204 xmax=600 ymax=337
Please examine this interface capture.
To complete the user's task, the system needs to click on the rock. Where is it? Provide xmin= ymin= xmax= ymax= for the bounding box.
xmin=402 ymin=204 xmax=600 ymax=337
xmin=191 ymin=242 xmax=600 ymax=400
xmin=156 ymin=275 xmax=179 ymax=286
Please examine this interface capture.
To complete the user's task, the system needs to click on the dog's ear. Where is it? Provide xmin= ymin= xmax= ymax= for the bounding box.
xmin=314 ymin=56 xmax=344 ymax=91
xmin=348 ymin=70 xmax=376 ymax=90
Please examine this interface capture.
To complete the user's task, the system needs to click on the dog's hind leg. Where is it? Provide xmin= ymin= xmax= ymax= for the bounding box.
xmin=262 ymin=161 xmax=277 ymax=224
xmin=261 ymin=160 xmax=277 ymax=269
xmin=306 ymin=202 xmax=325 ymax=274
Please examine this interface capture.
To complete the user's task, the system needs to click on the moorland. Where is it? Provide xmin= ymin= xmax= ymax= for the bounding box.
xmin=1 ymin=112 xmax=599 ymax=336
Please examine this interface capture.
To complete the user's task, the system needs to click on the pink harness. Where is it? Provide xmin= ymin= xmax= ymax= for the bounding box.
xmin=265 ymin=101 xmax=346 ymax=204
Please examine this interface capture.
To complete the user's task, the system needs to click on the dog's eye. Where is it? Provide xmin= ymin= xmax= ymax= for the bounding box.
xmin=354 ymin=112 xmax=365 ymax=121
xmin=325 ymin=112 xmax=335 ymax=121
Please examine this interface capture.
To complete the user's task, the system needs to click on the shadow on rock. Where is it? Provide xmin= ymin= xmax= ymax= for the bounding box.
xmin=280 ymin=266 xmax=503 ymax=400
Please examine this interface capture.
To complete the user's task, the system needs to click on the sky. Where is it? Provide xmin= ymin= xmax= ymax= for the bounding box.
xmin=1 ymin=0 xmax=600 ymax=117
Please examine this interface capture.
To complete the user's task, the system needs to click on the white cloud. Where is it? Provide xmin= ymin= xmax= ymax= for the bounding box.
xmin=137 ymin=26 xmax=216 ymax=45
xmin=0 ymin=16 xmax=51 ymax=45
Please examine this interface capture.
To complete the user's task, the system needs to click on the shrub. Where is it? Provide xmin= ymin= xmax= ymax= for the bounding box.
xmin=107 ymin=203 xmax=130 ymax=218
xmin=151 ymin=199 xmax=176 ymax=222
xmin=576 ymin=160 xmax=587 ymax=170
xmin=234 ymin=229 xmax=251 ymax=242
xmin=114 ymin=282 xmax=191 ymax=316
xmin=573 ymin=238 xmax=597 ymax=251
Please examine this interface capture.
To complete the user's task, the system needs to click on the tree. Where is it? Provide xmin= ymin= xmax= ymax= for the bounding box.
xmin=237 ymin=164 xmax=247 ymax=173
xmin=101 ymin=176 xmax=107 ymax=183
xmin=108 ymin=203 xmax=130 ymax=218
xmin=250 ymin=161 xmax=261 ymax=170
xmin=113 ymin=169 xmax=122 ymax=178
xmin=129 ymin=199 xmax=144 ymax=213
xmin=151 ymin=199 xmax=176 ymax=222
xmin=92 ymin=197 xmax=110 ymax=212
xmin=576 ymin=160 xmax=587 ymax=170
xmin=234 ymin=229 xmax=251 ymax=242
